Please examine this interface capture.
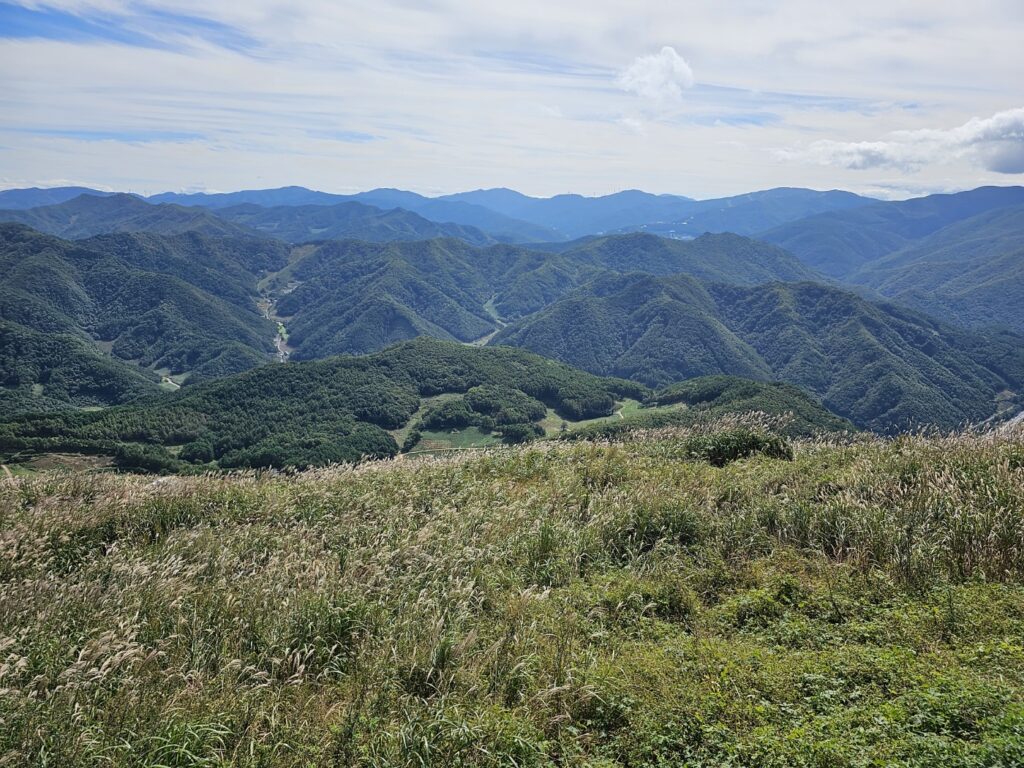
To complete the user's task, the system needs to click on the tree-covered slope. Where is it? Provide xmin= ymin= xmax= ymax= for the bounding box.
xmin=0 ymin=194 xmax=256 ymax=239
xmin=847 ymin=204 xmax=1024 ymax=332
xmin=264 ymin=232 xmax=811 ymax=359
xmin=492 ymin=273 xmax=770 ymax=387
xmin=561 ymin=232 xmax=818 ymax=283
xmin=0 ymin=224 xmax=280 ymax=380
xmin=494 ymin=274 xmax=1024 ymax=431
xmin=566 ymin=374 xmax=854 ymax=440
xmin=0 ymin=338 xmax=647 ymax=470
xmin=212 ymin=201 xmax=496 ymax=245
xmin=760 ymin=185 xmax=1024 ymax=277
xmin=0 ymin=320 xmax=160 ymax=415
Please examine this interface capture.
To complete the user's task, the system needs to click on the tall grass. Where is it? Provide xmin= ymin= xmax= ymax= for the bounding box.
xmin=2 ymin=425 xmax=1023 ymax=765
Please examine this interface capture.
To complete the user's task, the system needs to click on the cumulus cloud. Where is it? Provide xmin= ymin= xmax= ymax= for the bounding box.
xmin=781 ymin=107 xmax=1024 ymax=173
xmin=617 ymin=46 xmax=694 ymax=104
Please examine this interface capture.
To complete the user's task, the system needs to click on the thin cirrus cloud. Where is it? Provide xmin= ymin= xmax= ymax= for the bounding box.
xmin=782 ymin=107 xmax=1024 ymax=174
xmin=1 ymin=1 xmax=1023 ymax=196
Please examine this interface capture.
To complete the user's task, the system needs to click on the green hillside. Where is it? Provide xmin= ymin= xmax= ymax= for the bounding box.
xmin=494 ymin=274 xmax=1024 ymax=431
xmin=561 ymin=231 xmax=817 ymax=283
xmin=265 ymin=233 xmax=813 ymax=359
xmin=213 ymin=201 xmax=495 ymax=245
xmin=0 ymin=193 xmax=255 ymax=239
xmin=566 ymin=375 xmax=854 ymax=440
xmin=0 ymin=224 xmax=279 ymax=380
xmin=0 ymin=320 xmax=160 ymax=414
xmin=0 ymin=338 xmax=648 ymax=471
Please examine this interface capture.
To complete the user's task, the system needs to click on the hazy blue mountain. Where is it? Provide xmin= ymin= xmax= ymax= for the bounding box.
xmin=149 ymin=186 xmax=560 ymax=243
xmin=148 ymin=185 xmax=345 ymax=208
xmin=847 ymin=203 xmax=1024 ymax=332
xmin=441 ymin=188 xmax=696 ymax=238
xmin=0 ymin=194 xmax=255 ymax=239
xmin=761 ymin=186 xmax=1024 ymax=277
xmin=442 ymin=187 xmax=874 ymax=239
xmin=212 ymin=201 xmax=495 ymax=245
xmin=618 ymin=188 xmax=874 ymax=237
xmin=0 ymin=186 xmax=114 ymax=210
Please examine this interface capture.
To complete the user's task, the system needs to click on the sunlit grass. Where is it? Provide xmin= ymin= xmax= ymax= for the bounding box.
xmin=2 ymin=423 xmax=1023 ymax=765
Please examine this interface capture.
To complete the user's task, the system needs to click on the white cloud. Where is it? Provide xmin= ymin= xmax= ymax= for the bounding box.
xmin=2 ymin=2 xmax=1024 ymax=197
xmin=781 ymin=107 xmax=1024 ymax=174
xmin=617 ymin=46 xmax=694 ymax=104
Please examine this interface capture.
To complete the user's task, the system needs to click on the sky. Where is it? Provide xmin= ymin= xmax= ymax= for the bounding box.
xmin=1 ymin=1 xmax=1023 ymax=199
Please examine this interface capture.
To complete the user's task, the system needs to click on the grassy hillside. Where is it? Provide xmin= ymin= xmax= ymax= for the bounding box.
xmin=494 ymin=274 xmax=1024 ymax=431
xmin=0 ymin=338 xmax=647 ymax=471
xmin=0 ymin=224 xmax=280 ymax=380
xmin=849 ymin=204 xmax=1024 ymax=332
xmin=2 ymin=427 xmax=1023 ymax=765
xmin=0 ymin=193 xmax=255 ymax=239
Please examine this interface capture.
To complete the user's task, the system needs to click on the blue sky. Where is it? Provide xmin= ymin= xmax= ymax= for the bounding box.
xmin=1 ymin=1 xmax=1022 ymax=198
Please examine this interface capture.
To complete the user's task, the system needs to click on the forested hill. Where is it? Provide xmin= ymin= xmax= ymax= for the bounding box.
xmin=0 ymin=224 xmax=283 ymax=385
xmin=493 ymin=273 xmax=1024 ymax=431
xmin=211 ymin=201 xmax=496 ymax=245
xmin=846 ymin=203 xmax=1024 ymax=333
xmin=263 ymin=232 xmax=815 ymax=360
xmin=558 ymin=232 xmax=817 ymax=283
xmin=0 ymin=193 xmax=256 ymax=239
xmin=0 ymin=320 xmax=160 ymax=415
xmin=0 ymin=338 xmax=647 ymax=470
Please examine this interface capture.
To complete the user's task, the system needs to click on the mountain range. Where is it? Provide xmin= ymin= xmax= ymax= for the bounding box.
xmin=0 ymin=181 xmax=1022 ymax=447
xmin=492 ymin=273 xmax=1024 ymax=431
xmin=0 ymin=184 xmax=880 ymax=243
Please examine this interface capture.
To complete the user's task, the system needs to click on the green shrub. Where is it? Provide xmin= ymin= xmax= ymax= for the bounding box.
xmin=683 ymin=428 xmax=793 ymax=466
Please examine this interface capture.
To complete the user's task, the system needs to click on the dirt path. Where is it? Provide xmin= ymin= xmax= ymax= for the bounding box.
xmin=1 ymin=464 xmax=14 ymax=483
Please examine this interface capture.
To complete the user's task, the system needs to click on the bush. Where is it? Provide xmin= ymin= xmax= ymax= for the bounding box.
xmin=683 ymin=429 xmax=792 ymax=467
xmin=499 ymin=422 xmax=545 ymax=444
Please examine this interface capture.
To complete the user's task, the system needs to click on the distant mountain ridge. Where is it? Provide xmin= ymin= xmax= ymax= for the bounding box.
xmin=0 ymin=194 xmax=255 ymax=239
xmin=211 ymin=200 xmax=496 ymax=245
xmin=0 ymin=183 xmax=883 ymax=243
xmin=838 ymin=202 xmax=1024 ymax=334
xmin=761 ymin=185 xmax=1024 ymax=277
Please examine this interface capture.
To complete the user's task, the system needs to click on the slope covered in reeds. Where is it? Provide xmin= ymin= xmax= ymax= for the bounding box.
xmin=2 ymin=423 xmax=1023 ymax=766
